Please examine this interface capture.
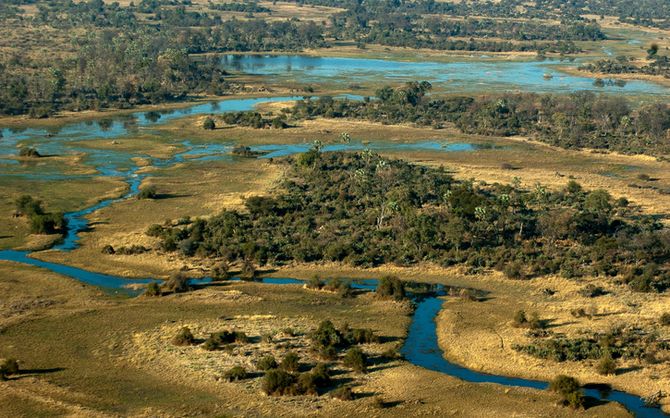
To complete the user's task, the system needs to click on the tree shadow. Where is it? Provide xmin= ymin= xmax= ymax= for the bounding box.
xmin=615 ymin=365 xmax=643 ymax=375
xmin=9 ymin=367 xmax=66 ymax=380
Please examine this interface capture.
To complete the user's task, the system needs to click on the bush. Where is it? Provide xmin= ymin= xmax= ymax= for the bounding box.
xmin=211 ymin=261 xmax=230 ymax=281
xmin=280 ymin=351 xmax=300 ymax=372
xmin=203 ymin=116 xmax=216 ymax=130
xmin=311 ymin=320 xmax=343 ymax=350
xmin=223 ymin=366 xmax=247 ymax=382
xmin=330 ymin=385 xmax=354 ymax=401
xmin=101 ymin=244 xmax=115 ymax=254
xmin=341 ymin=324 xmax=378 ymax=345
xmin=309 ymin=363 xmax=331 ymax=387
xmin=172 ymin=327 xmax=196 ymax=346
xmin=307 ymin=275 xmax=323 ymax=289
xmin=18 ymin=146 xmax=41 ymax=157
xmin=660 ymin=313 xmax=670 ymax=326
xmin=145 ymin=224 xmax=164 ymax=237
xmin=596 ymin=352 xmax=617 ymax=375
xmin=549 ymin=375 xmax=584 ymax=409
xmin=513 ymin=310 xmax=544 ymax=329
xmin=262 ymin=369 xmax=296 ymax=395
xmin=163 ymin=271 xmax=190 ymax=293
xmin=343 ymin=347 xmax=367 ymax=373
xmin=202 ymin=335 xmax=221 ymax=351
xmin=257 ymin=355 xmax=278 ymax=371
xmin=376 ymin=276 xmax=406 ymax=300
xmin=578 ymin=284 xmax=607 ymax=298
xmin=137 ymin=186 xmax=158 ymax=199
xmin=144 ymin=281 xmax=161 ymax=297
xmin=0 ymin=358 xmax=19 ymax=379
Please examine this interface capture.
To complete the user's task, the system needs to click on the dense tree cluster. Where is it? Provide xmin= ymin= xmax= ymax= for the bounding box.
xmin=282 ymin=82 xmax=670 ymax=156
xmin=580 ymin=54 xmax=670 ymax=79
xmin=14 ymin=195 xmax=67 ymax=235
xmin=0 ymin=30 xmax=228 ymax=116
xmin=152 ymin=150 xmax=670 ymax=292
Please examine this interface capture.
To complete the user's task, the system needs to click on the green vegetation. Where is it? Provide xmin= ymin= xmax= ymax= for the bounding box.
xmin=343 ymin=347 xmax=368 ymax=373
xmin=222 ymin=366 xmax=247 ymax=382
xmin=596 ymin=352 xmax=617 ymax=375
xmin=514 ymin=325 xmax=663 ymax=362
xmin=376 ymin=276 xmax=406 ymax=300
xmin=14 ymin=195 xmax=67 ymax=235
xmin=0 ymin=358 xmax=19 ymax=380
xmin=580 ymin=54 xmax=670 ymax=79
xmin=281 ymin=82 xmax=670 ymax=156
xmin=280 ymin=351 xmax=300 ymax=373
xmin=549 ymin=375 xmax=584 ymax=409
xmin=256 ymin=355 xmax=278 ymax=371
xmin=18 ymin=146 xmax=41 ymax=158
xmin=137 ymin=186 xmax=158 ymax=200
xmin=202 ymin=117 xmax=216 ymax=130
xmin=155 ymin=151 xmax=670 ymax=292
xmin=171 ymin=327 xmax=196 ymax=346
xmin=162 ymin=271 xmax=191 ymax=294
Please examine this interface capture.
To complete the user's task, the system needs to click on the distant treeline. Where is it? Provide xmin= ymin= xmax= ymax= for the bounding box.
xmin=0 ymin=30 xmax=229 ymax=117
xmin=151 ymin=151 xmax=670 ymax=293
xmin=287 ymin=0 xmax=670 ymax=30
xmin=276 ymin=82 xmax=670 ymax=156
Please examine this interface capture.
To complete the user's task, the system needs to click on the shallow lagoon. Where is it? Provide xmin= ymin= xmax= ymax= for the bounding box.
xmin=221 ymin=54 xmax=668 ymax=95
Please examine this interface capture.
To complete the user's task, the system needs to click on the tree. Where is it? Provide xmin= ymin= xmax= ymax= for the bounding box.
xmin=343 ymin=347 xmax=367 ymax=373
xmin=163 ymin=271 xmax=190 ymax=293
xmin=172 ymin=327 xmax=196 ymax=346
xmin=203 ymin=116 xmax=216 ymax=130
xmin=596 ymin=352 xmax=617 ymax=375
xmin=549 ymin=375 xmax=584 ymax=409
xmin=0 ymin=358 xmax=19 ymax=380
xmin=280 ymin=352 xmax=300 ymax=372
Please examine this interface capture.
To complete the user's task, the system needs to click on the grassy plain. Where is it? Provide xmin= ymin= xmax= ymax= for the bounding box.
xmin=0 ymin=261 xmax=632 ymax=417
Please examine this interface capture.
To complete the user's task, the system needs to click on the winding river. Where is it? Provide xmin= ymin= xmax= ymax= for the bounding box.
xmin=0 ymin=59 xmax=667 ymax=416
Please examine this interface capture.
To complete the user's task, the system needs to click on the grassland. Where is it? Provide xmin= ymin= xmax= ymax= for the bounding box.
xmin=0 ymin=260 xmax=632 ymax=417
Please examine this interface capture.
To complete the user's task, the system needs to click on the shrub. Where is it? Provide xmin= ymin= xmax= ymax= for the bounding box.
xmin=280 ymin=351 xmax=300 ymax=372
xmin=144 ymin=282 xmax=161 ymax=297
xmin=513 ymin=310 xmax=544 ymax=329
xmin=101 ymin=244 xmax=115 ymax=254
xmin=343 ymin=347 xmax=367 ymax=373
xmin=137 ymin=186 xmax=158 ymax=199
xmin=330 ymin=385 xmax=354 ymax=401
xmin=311 ymin=320 xmax=343 ymax=350
xmin=513 ymin=310 xmax=528 ymax=327
xmin=223 ymin=366 xmax=247 ymax=382
xmin=202 ymin=336 xmax=221 ymax=351
xmin=145 ymin=224 xmax=164 ymax=237
xmin=297 ymin=372 xmax=319 ymax=395
xmin=262 ymin=369 xmax=296 ymax=395
xmin=163 ymin=271 xmax=190 ymax=293
xmin=660 ymin=313 xmax=670 ymax=326
xmin=18 ymin=146 xmax=41 ymax=157
xmin=172 ymin=327 xmax=196 ymax=346
xmin=596 ymin=352 xmax=617 ymax=375
xmin=0 ymin=358 xmax=19 ymax=379
xmin=578 ymin=284 xmax=607 ymax=298
xmin=341 ymin=324 xmax=378 ymax=345
xmin=323 ymin=277 xmax=352 ymax=297
xmin=211 ymin=261 xmax=230 ymax=281
xmin=203 ymin=116 xmax=216 ymax=130
xmin=376 ymin=276 xmax=406 ymax=300
xmin=309 ymin=363 xmax=331 ymax=387
xmin=241 ymin=258 xmax=256 ymax=279
xmin=307 ymin=275 xmax=323 ymax=289
xmin=257 ymin=355 xmax=278 ymax=371
xmin=549 ymin=375 xmax=584 ymax=409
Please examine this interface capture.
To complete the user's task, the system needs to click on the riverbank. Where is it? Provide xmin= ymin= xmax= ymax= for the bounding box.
xmin=434 ymin=270 xmax=670 ymax=414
